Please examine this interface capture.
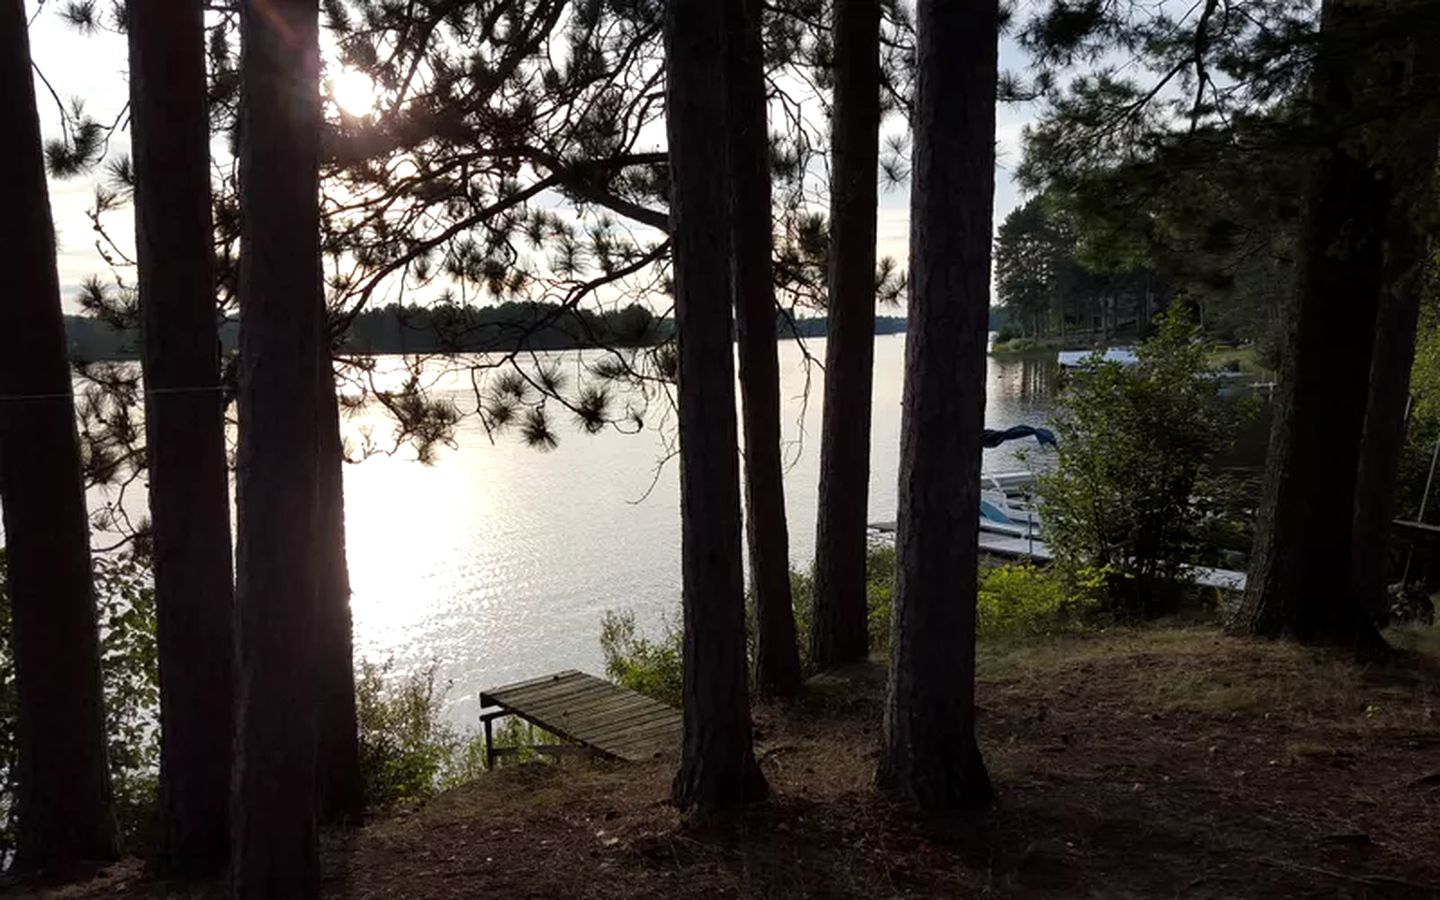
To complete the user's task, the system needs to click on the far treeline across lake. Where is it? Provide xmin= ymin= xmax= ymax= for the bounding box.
xmin=61 ymin=305 xmax=912 ymax=360
xmin=1 ymin=0 xmax=1438 ymax=896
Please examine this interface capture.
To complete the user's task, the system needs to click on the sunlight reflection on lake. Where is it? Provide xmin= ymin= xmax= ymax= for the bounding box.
xmin=1 ymin=336 xmax=1059 ymax=725
xmin=338 ymin=335 xmax=1059 ymax=722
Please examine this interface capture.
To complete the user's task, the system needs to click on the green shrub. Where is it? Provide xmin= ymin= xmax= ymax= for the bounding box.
xmin=92 ymin=553 xmax=162 ymax=850
xmin=356 ymin=659 xmax=486 ymax=810
xmin=978 ymin=563 xmax=1097 ymax=636
xmin=991 ymin=336 xmax=1039 ymax=354
xmin=1039 ymin=308 xmax=1254 ymax=616
xmin=0 ymin=549 xmax=161 ymax=859
xmin=602 ymin=547 xmax=1091 ymax=705
xmin=598 ymin=610 xmax=682 ymax=707
xmin=865 ymin=549 xmax=1091 ymax=643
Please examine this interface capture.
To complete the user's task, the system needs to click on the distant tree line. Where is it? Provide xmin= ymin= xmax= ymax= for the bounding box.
xmin=62 ymin=307 xmax=908 ymax=360
xmin=994 ymin=195 xmax=1169 ymax=342
xmin=1 ymin=0 xmax=1435 ymax=893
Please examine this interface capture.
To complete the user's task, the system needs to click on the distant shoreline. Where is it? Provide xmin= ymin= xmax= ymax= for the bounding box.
xmin=63 ymin=311 xmax=911 ymax=362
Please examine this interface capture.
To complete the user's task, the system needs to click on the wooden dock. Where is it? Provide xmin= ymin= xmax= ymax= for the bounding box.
xmin=478 ymin=670 xmax=682 ymax=766
xmin=869 ymin=522 xmax=1248 ymax=593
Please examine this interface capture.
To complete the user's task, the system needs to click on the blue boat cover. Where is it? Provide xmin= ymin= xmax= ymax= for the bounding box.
xmin=981 ymin=425 xmax=1056 ymax=449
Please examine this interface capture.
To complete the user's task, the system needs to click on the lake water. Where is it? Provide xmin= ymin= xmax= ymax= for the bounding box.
xmin=0 ymin=336 xmax=1063 ymax=726
xmin=336 ymin=335 xmax=1061 ymax=722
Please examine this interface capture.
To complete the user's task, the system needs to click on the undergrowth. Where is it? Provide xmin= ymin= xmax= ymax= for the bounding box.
xmin=600 ymin=546 xmax=1095 ymax=705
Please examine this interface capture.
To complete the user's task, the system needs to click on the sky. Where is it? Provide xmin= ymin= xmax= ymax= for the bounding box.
xmin=24 ymin=1 xmax=1038 ymax=313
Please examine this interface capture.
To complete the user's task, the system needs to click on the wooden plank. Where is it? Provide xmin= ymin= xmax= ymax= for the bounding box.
xmin=487 ymin=676 xmax=595 ymax=709
xmin=583 ymin=720 xmax=682 ymax=757
xmin=516 ymin=698 xmax=674 ymax=745
xmin=517 ymin=688 xmax=664 ymax=724
xmin=581 ymin=707 xmax=683 ymax=746
xmin=594 ymin=728 xmax=682 ymax=761
xmin=489 ymin=744 xmax=594 ymax=759
xmin=581 ymin=700 xmax=682 ymax=732
xmin=492 ymin=679 xmax=617 ymax=713
xmin=601 ymin=724 xmax=683 ymax=760
xmin=503 ymin=677 xmax=634 ymax=711
xmin=477 ymin=670 xmax=684 ymax=762
xmin=589 ymin=713 xmax=685 ymax=750
xmin=594 ymin=710 xmax=683 ymax=743
xmin=497 ymin=689 xmax=659 ymax=731
xmin=486 ymin=671 xmax=593 ymax=706
xmin=479 ymin=669 xmax=582 ymax=704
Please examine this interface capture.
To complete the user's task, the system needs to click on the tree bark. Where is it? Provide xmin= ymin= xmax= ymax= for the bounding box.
xmin=1350 ymin=23 xmax=1440 ymax=620
xmin=812 ymin=0 xmax=881 ymax=668
xmin=0 ymin=0 xmax=119 ymax=871
xmin=231 ymin=0 xmax=324 ymax=893
xmin=666 ymin=0 xmax=768 ymax=816
xmin=315 ymin=325 xmax=362 ymax=824
xmin=1231 ymin=0 xmax=1390 ymax=654
xmin=725 ymin=0 xmax=802 ymax=698
xmin=127 ymin=0 xmax=236 ymax=874
xmin=876 ymin=0 xmax=997 ymax=813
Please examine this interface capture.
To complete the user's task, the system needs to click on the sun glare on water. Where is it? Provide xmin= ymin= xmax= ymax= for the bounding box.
xmin=330 ymin=67 xmax=378 ymax=117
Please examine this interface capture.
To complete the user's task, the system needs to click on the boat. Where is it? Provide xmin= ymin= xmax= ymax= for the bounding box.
xmin=870 ymin=470 xmax=1044 ymax=540
xmin=1057 ymin=347 xmax=1138 ymax=369
xmin=979 ymin=471 xmax=1042 ymax=538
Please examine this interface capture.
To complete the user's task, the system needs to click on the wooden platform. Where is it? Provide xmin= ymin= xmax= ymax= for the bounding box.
xmin=869 ymin=523 xmax=1248 ymax=593
xmin=478 ymin=670 xmax=682 ymax=765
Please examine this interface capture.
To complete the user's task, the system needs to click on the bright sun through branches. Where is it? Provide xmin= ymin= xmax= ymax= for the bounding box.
xmin=330 ymin=67 xmax=378 ymax=116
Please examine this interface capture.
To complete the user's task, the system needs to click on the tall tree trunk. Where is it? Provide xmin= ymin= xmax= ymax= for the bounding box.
xmin=127 ymin=0 xmax=236 ymax=874
xmin=666 ymin=0 xmax=768 ymax=816
xmin=876 ymin=0 xmax=996 ymax=813
xmin=726 ymin=0 xmax=802 ymax=698
xmin=1350 ymin=24 xmax=1440 ymax=620
xmin=315 ymin=324 xmax=362 ymax=824
xmin=232 ymin=0 xmax=323 ymax=892
xmin=812 ymin=0 xmax=881 ymax=667
xmin=0 ymin=0 xmax=118 ymax=870
xmin=1231 ymin=0 xmax=1390 ymax=653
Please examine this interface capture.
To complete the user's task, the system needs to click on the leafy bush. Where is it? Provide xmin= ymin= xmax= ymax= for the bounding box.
xmin=978 ymin=562 xmax=1098 ymax=636
xmin=865 ymin=548 xmax=1092 ymax=644
xmin=991 ymin=336 xmax=1039 ymax=354
xmin=602 ymin=547 xmax=1089 ymax=706
xmin=0 ymin=549 xmax=161 ymax=859
xmin=1039 ymin=308 xmax=1254 ymax=616
xmin=355 ymin=659 xmax=486 ymax=810
xmin=92 ymin=553 xmax=161 ymax=848
xmin=598 ymin=610 xmax=682 ymax=707
xmin=1397 ymin=285 xmax=1440 ymax=520
xmin=784 ymin=547 xmax=894 ymax=661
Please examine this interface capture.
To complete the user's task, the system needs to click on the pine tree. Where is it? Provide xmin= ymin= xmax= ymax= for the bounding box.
xmin=726 ymin=0 xmax=803 ymax=698
xmin=812 ymin=0 xmax=882 ymax=668
xmin=126 ymin=0 xmax=236 ymax=873
xmin=0 ymin=0 xmax=119 ymax=872
xmin=1350 ymin=21 xmax=1440 ymax=618
xmin=666 ymin=0 xmax=768 ymax=816
xmin=876 ymin=0 xmax=996 ymax=812
xmin=315 ymin=319 xmax=362 ymax=824
xmin=1232 ymin=0 xmax=1412 ymax=651
xmin=231 ymin=0 xmax=325 ymax=891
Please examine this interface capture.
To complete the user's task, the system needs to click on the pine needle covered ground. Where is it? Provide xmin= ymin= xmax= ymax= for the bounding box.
xmin=35 ymin=626 xmax=1440 ymax=899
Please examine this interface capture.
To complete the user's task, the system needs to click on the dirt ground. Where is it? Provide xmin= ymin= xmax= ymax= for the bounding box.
xmin=30 ymin=626 xmax=1440 ymax=899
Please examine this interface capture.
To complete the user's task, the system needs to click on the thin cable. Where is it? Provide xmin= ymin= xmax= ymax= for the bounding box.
xmin=0 ymin=385 xmax=227 ymax=402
